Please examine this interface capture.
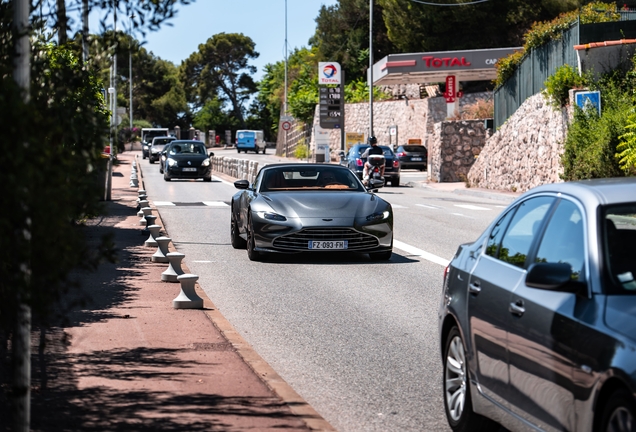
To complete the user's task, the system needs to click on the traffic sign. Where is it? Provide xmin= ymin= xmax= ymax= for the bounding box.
xmin=281 ymin=121 xmax=292 ymax=131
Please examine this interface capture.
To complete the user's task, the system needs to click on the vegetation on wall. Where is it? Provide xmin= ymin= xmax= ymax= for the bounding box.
xmin=495 ymin=2 xmax=620 ymax=88
xmin=561 ymin=71 xmax=635 ymax=180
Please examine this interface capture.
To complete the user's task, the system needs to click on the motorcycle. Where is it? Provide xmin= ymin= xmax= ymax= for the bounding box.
xmin=364 ymin=154 xmax=386 ymax=190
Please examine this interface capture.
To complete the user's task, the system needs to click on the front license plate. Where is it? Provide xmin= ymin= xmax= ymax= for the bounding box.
xmin=411 ymin=157 xmax=422 ymax=161
xmin=182 ymin=167 xmax=197 ymax=172
xmin=309 ymin=240 xmax=348 ymax=250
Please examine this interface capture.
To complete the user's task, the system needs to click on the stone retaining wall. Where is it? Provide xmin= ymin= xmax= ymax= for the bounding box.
xmin=467 ymin=93 xmax=569 ymax=192
xmin=429 ymin=120 xmax=490 ymax=183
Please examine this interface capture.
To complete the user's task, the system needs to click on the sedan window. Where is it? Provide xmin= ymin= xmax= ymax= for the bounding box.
xmin=535 ymin=199 xmax=585 ymax=280
xmin=497 ymin=197 xmax=554 ymax=268
xmin=604 ymin=204 xmax=636 ymax=293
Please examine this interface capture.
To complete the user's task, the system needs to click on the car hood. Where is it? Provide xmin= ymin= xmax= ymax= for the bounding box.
xmin=261 ymin=191 xmax=388 ymax=218
xmin=605 ymin=295 xmax=636 ymax=342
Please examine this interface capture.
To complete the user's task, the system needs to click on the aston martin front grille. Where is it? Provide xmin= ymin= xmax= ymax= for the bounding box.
xmin=273 ymin=227 xmax=379 ymax=251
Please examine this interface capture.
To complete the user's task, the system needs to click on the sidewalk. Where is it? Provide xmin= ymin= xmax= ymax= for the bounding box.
xmin=29 ymin=151 xmax=334 ymax=431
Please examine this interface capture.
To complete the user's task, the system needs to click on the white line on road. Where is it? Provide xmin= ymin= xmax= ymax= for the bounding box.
xmin=203 ymin=201 xmax=229 ymax=207
xmin=454 ymin=204 xmax=490 ymax=211
xmin=416 ymin=204 xmax=442 ymax=209
xmin=213 ymin=175 xmax=235 ymax=186
xmin=393 ymin=240 xmax=450 ymax=267
xmin=451 ymin=213 xmax=473 ymax=218
xmin=391 ymin=204 xmax=408 ymax=209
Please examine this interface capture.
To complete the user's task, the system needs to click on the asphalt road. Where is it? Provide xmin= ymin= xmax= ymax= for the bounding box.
xmin=140 ymin=151 xmax=509 ymax=431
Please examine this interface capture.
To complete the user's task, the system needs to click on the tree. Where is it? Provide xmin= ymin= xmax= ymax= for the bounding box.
xmin=310 ymin=0 xmax=395 ymax=81
xmin=377 ymin=0 xmax=579 ymax=53
xmin=181 ymin=33 xmax=259 ymax=127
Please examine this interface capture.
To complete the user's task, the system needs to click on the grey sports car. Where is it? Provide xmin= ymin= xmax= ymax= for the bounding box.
xmin=230 ymin=163 xmax=393 ymax=261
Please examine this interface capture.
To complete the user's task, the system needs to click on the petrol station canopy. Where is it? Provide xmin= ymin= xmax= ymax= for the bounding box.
xmin=372 ymin=47 xmax=522 ymax=86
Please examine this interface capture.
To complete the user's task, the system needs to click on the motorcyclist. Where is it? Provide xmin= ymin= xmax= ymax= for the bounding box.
xmin=361 ymin=136 xmax=385 ymax=184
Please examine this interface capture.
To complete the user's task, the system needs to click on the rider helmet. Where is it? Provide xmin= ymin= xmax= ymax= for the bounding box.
xmin=368 ymin=136 xmax=377 ymax=145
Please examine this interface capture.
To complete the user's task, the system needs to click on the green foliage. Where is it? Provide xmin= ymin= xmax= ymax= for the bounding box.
xmin=345 ymin=79 xmax=391 ymax=103
xmin=544 ymin=64 xmax=587 ymax=108
xmin=561 ymin=79 xmax=630 ymax=181
xmin=181 ymin=32 xmax=259 ymax=127
xmin=295 ymin=141 xmax=310 ymax=159
xmin=617 ymin=110 xmax=636 ymax=174
xmin=495 ymin=2 xmax=619 ymax=88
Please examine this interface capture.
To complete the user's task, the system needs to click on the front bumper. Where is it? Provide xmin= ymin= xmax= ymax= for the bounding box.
xmin=165 ymin=165 xmax=212 ymax=179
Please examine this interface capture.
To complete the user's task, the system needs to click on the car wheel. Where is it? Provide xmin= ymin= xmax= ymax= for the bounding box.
xmin=599 ymin=389 xmax=636 ymax=432
xmin=391 ymin=177 xmax=400 ymax=187
xmin=444 ymin=326 xmax=498 ymax=432
xmin=369 ymin=250 xmax=392 ymax=261
xmin=149 ymin=158 xmax=155 ymax=164
xmin=262 ymin=147 xmax=266 ymax=154
xmin=237 ymin=149 xmax=241 ymax=153
xmin=231 ymin=209 xmax=247 ymax=249
xmin=246 ymin=213 xmax=261 ymax=261
xmin=203 ymin=176 xmax=212 ymax=182
xmin=163 ymin=171 xmax=171 ymax=182
xmin=159 ymin=165 xmax=163 ymax=174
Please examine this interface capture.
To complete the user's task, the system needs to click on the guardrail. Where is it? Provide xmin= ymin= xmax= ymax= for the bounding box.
xmin=210 ymin=156 xmax=260 ymax=184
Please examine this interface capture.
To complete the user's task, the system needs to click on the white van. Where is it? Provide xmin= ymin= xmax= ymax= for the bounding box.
xmin=236 ymin=130 xmax=266 ymax=154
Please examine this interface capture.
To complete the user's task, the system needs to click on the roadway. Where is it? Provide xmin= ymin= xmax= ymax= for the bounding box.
xmin=140 ymin=148 xmax=511 ymax=431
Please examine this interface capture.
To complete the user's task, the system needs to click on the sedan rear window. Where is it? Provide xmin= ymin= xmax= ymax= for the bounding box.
xmin=401 ymin=146 xmax=426 ymax=153
xmin=604 ymin=204 xmax=636 ymax=293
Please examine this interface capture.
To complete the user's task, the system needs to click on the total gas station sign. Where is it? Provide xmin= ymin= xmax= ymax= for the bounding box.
xmin=318 ymin=62 xmax=342 ymax=85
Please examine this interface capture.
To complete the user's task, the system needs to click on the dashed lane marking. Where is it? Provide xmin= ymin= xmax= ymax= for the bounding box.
xmin=203 ymin=201 xmax=230 ymax=207
xmin=394 ymin=240 xmax=450 ymax=267
xmin=416 ymin=204 xmax=442 ymax=209
xmin=454 ymin=204 xmax=491 ymax=211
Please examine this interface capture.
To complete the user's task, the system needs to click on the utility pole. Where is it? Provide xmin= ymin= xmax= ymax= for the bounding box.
xmin=13 ymin=0 xmax=31 ymax=430
xmin=113 ymin=2 xmax=118 ymax=158
xmin=284 ymin=0 xmax=288 ymax=157
xmin=369 ymin=0 xmax=374 ymax=139
xmin=129 ymin=14 xmax=134 ymax=134
xmin=82 ymin=0 xmax=89 ymax=62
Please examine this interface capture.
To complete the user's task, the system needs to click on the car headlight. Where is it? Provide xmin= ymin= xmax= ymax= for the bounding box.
xmin=202 ymin=158 xmax=210 ymax=167
xmin=256 ymin=211 xmax=287 ymax=221
xmin=167 ymin=158 xmax=178 ymax=167
xmin=143 ymin=144 xmax=149 ymax=150
xmin=366 ymin=210 xmax=390 ymax=222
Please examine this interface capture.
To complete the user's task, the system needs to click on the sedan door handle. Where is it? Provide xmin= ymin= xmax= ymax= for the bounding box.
xmin=468 ymin=282 xmax=481 ymax=294
xmin=509 ymin=300 xmax=525 ymax=317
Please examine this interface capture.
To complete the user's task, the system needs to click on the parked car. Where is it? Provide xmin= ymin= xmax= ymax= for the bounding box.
xmin=159 ymin=140 xmax=214 ymax=182
xmin=345 ymin=144 xmax=401 ymax=187
xmin=395 ymin=144 xmax=427 ymax=171
xmin=149 ymin=136 xmax=176 ymax=164
xmin=231 ymin=163 xmax=393 ymax=262
xmin=438 ymin=177 xmax=636 ymax=432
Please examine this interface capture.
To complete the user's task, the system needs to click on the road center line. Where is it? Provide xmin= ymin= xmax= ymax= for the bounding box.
xmin=393 ymin=240 xmax=450 ymax=266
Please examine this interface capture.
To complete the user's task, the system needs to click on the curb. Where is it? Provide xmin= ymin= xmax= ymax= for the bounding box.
xmin=135 ymin=156 xmax=336 ymax=432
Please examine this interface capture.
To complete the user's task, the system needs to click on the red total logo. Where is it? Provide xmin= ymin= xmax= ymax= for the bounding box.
xmin=422 ymin=56 xmax=471 ymax=68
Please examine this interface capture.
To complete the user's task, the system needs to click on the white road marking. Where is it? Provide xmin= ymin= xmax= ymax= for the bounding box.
xmin=451 ymin=213 xmax=472 ymax=218
xmin=213 ymin=175 xmax=235 ymax=186
xmin=417 ymin=204 xmax=442 ymax=209
xmin=495 ymin=205 xmax=507 ymax=208
xmin=454 ymin=204 xmax=490 ymax=211
xmin=391 ymin=204 xmax=408 ymax=209
xmin=203 ymin=201 xmax=229 ymax=207
xmin=154 ymin=201 xmax=176 ymax=206
xmin=393 ymin=240 xmax=450 ymax=266
xmin=193 ymin=260 xmax=213 ymax=263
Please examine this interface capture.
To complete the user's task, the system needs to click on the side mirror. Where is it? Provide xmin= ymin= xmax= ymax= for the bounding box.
xmin=526 ymin=262 xmax=585 ymax=294
xmin=234 ymin=179 xmax=250 ymax=190
xmin=209 ymin=152 xmax=215 ymax=158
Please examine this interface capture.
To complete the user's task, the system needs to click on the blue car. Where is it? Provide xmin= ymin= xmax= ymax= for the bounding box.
xmin=344 ymin=144 xmax=401 ymax=187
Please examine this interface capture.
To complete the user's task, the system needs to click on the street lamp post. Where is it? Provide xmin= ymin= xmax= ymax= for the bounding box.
xmin=129 ymin=14 xmax=134 ymax=147
xmin=369 ymin=0 xmax=374 ymax=139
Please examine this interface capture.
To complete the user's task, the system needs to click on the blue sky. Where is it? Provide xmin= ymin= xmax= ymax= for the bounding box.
xmin=91 ymin=0 xmax=338 ymax=81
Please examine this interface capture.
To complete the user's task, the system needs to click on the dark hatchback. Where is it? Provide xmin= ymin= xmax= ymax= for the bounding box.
xmin=439 ymin=177 xmax=636 ymax=432
xmin=344 ymin=144 xmax=401 ymax=187
xmin=395 ymin=144 xmax=427 ymax=170
xmin=159 ymin=140 xmax=214 ymax=182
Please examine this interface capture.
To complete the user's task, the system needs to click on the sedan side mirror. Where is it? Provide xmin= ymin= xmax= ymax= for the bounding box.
xmin=526 ymin=262 xmax=586 ymax=294
xmin=209 ymin=152 xmax=215 ymax=158
xmin=366 ymin=178 xmax=385 ymax=190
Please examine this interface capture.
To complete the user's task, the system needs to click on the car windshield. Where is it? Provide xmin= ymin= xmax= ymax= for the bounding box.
xmin=153 ymin=138 xmax=174 ymax=146
xmin=169 ymin=143 xmax=206 ymax=155
xmin=604 ymin=203 xmax=636 ymax=294
xmin=260 ymin=167 xmax=364 ymax=192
